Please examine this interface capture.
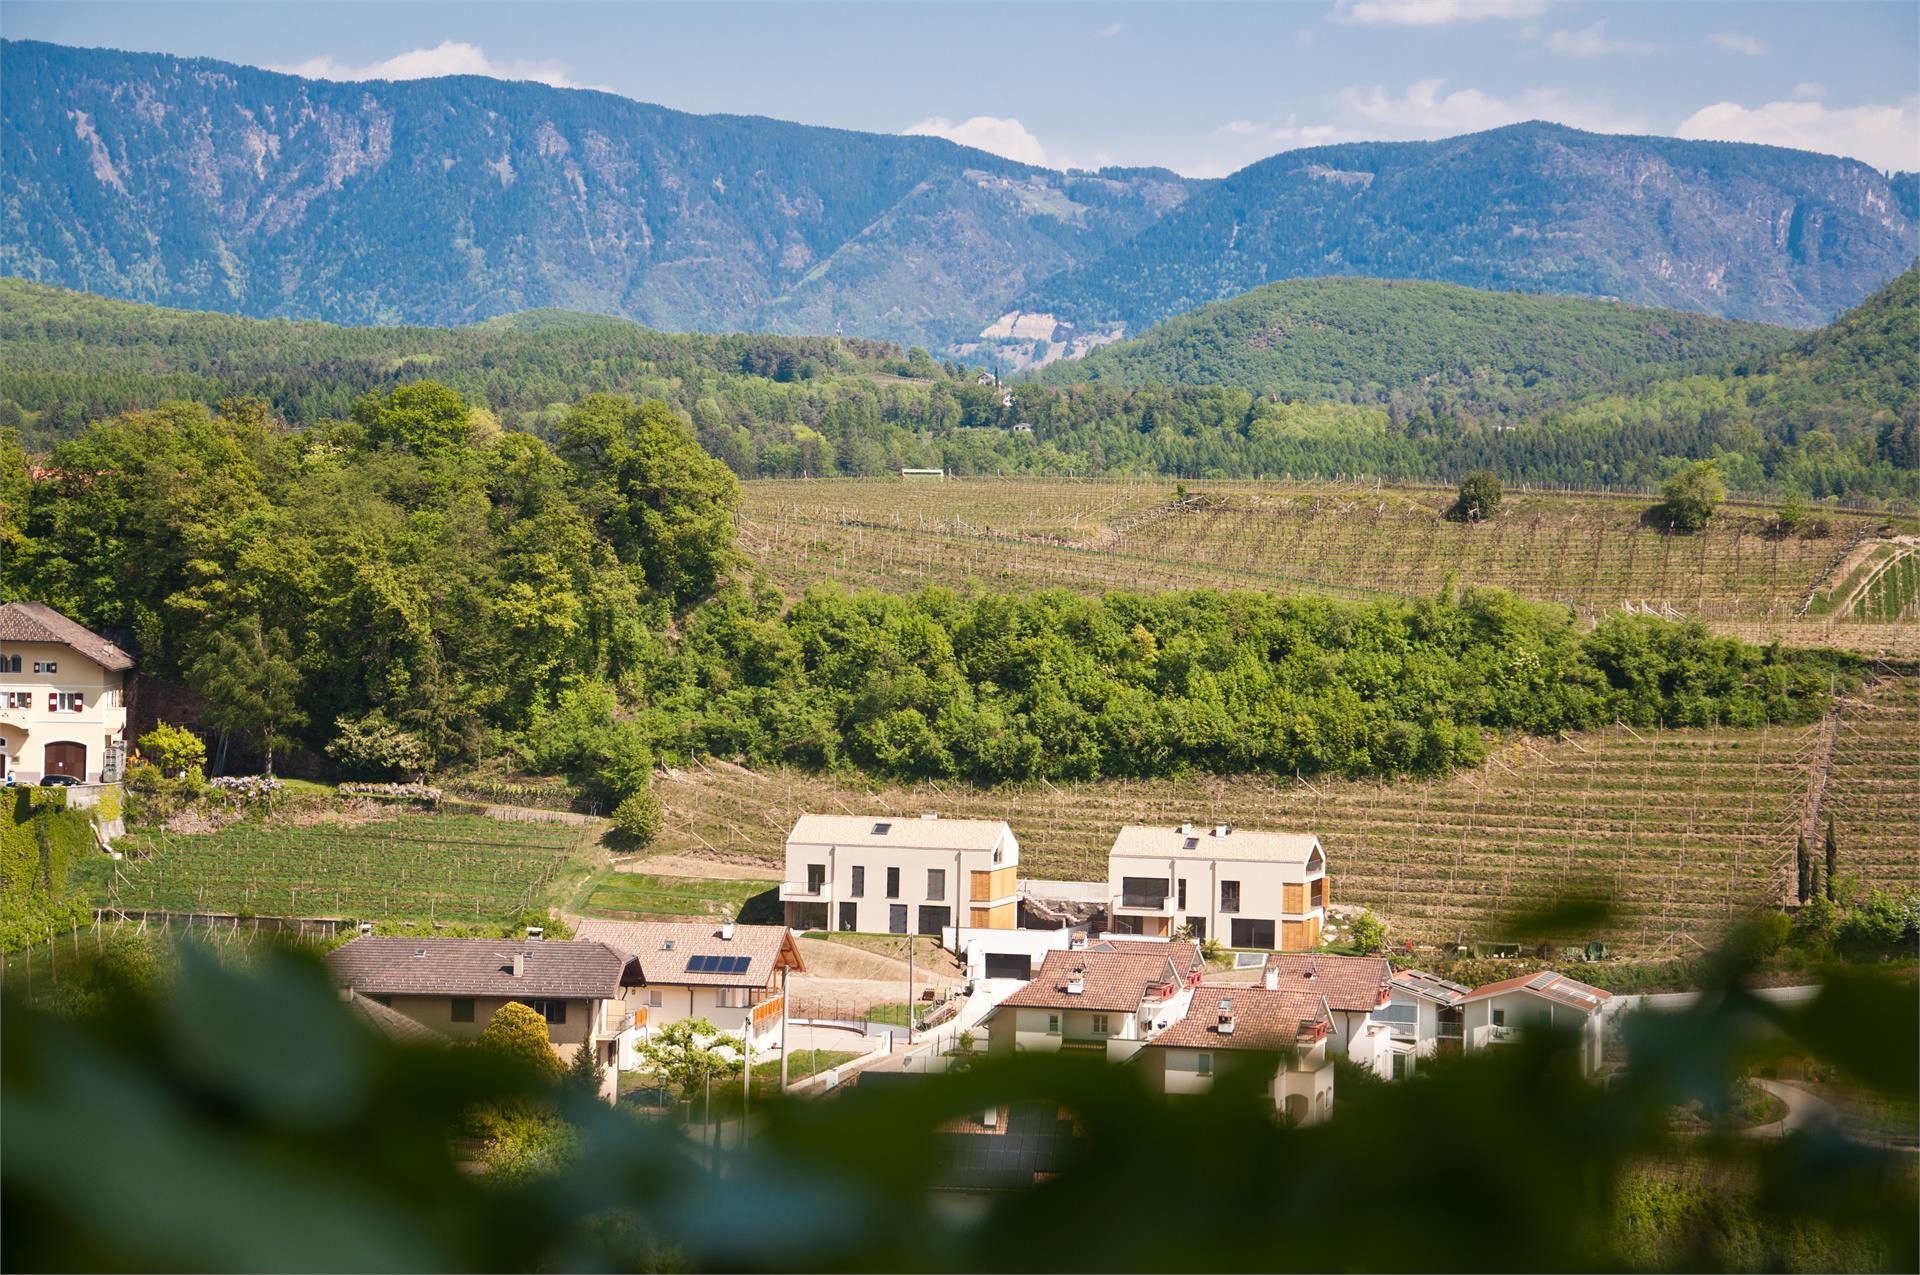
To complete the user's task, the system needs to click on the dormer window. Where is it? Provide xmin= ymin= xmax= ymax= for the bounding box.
xmin=34 ymin=661 xmax=56 ymax=675
xmin=872 ymin=822 xmax=892 ymax=835
xmin=0 ymin=655 xmax=19 ymax=673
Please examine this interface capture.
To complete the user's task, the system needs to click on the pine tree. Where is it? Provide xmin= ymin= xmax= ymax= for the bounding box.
xmin=1795 ymin=833 xmax=1810 ymax=904
xmin=1824 ymin=815 xmax=1838 ymax=903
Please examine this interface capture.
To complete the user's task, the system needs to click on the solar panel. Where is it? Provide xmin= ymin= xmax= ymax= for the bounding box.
xmin=1525 ymin=972 xmax=1558 ymax=990
xmin=684 ymin=954 xmax=751 ymax=974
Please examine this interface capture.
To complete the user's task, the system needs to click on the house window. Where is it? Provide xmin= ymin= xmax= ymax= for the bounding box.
xmin=51 ymin=692 xmax=83 ymax=713
xmin=1491 ymin=1008 xmax=1506 ymax=1028
xmin=450 ymin=997 xmax=475 ymax=1023
xmin=1391 ymin=1053 xmax=1407 ymax=1080
xmin=888 ymin=904 xmax=908 ymax=934
xmin=3 ymin=692 xmax=30 ymax=710
xmin=927 ymin=868 xmax=945 ymax=900
xmin=1177 ymin=878 xmax=1188 ymax=910
xmin=1220 ymin=881 xmax=1241 ymax=913
xmin=646 ymin=989 xmax=663 ymax=1008
xmin=886 ymin=867 xmax=900 ymax=898
xmin=993 ymin=846 xmax=1003 ymax=864
xmin=1046 ymin=1014 xmax=1060 ymax=1034
xmin=1091 ymin=1014 xmax=1111 ymax=1035
xmin=0 ymin=655 xmax=18 ymax=673
xmin=849 ymin=865 xmax=865 ymax=897
xmin=1187 ymin=917 xmax=1206 ymax=941
xmin=1311 ymin=878 xmax=1325 ymax=909
xmin=519 ymin=999 xmax=566 ymax=1025
xmin=33 ymin=660 xmax=56 ymax=675
xmin=838 ymin=901 xmax=857 ymax=931
xmin=805 ymin=863 xmax=825 ymax=893
xmin=1196 ymin=1052 xmax=1212 ymax=1076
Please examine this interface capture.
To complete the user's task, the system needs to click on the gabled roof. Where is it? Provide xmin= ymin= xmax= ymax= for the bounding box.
xmin=325 ymin=937 xmax=625 ymax=1000
xmin=1389 ymin=967 xmax=1471 ymax=1006
xmin=998 ymin=942 xmax=1203 ymax=1014
xmin=346 ymin=991 xmax=446 ymax=1043
xmin=787 ymin=813 xmax=1012 ymax=852
xmin=1263 ymin=953 xmax=1392 ymax=1012
xmin=1146 ymin=986 xmax=1332 ymax=1052
xmin=1109 ymin=824 xmax=1321 ymax=866
xmin=1463 ymin=969 xmax=1611 ymax=1015
xmin=573 ymin=918 xmax=803 ymax=988
xmin=0 ymin=602 xmax=134 ymax=671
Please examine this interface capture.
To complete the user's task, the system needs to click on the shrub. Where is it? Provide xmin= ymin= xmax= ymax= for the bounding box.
xmin=479 ymin=1002 xmax=562 ymax=1082
xmin=611 ymin=788 xmax=664 ymax=846
xmin=1450 ymin=470 xmax=1503 ymax=522
xmin=138 ymin=721 xmax=207 ymax=779
xmin=564 ymin=1039 xmax=606 ymax=1099
xmin=1346 ymin=910 xmax=1387 ymax=953
xmin=1656 ymin=460 xmax=1726 ymax=532
xmin=326 ymin=712 xmax=432 ymax=780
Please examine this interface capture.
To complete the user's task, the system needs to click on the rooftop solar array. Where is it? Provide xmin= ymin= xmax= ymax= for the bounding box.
xmin=685 ymin=954 xmax=752 ymax=975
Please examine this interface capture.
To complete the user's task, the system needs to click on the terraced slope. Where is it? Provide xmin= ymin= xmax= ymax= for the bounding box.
xmin=740 ymin=478 xmax=1918 ymax=654
xmin=1820 ymin=673 xmax=1920 ymax=896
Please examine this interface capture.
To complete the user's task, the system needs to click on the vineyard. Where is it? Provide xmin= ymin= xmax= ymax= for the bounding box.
xmin=738 ymin=478 xmax=1919 ymax=655
xmin=103 ymin=816 xmax=597 ymax=922
xmin=647 ymin=673 xmax=1919 ymax=953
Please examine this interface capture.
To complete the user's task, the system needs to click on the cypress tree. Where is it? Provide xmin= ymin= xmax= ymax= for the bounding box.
xmin=1824 ymin=816 xmax=1838 ymax=902
xmin=1795 ymin=834 xmax=1810 ymax=904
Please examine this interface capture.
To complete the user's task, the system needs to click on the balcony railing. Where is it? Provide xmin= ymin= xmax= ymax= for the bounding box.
xmin=600 ymin=1007 xmax=636 ymax=1036
xmin=1118 ymin=892 xmax=1169 ymax=910
xmin=781 ymin=880 xmax=823 ymax=897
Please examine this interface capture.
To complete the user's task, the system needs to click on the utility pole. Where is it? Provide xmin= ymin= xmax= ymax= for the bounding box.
xmin=778 ymin=964 xmax=790 ymax=1092
xmin=741 ymin=1011 xmax=751 ymax=1150
xmin=906 ymin=932 xmax=915 ymax=1046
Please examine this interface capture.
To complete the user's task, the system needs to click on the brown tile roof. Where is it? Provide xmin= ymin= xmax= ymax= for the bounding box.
xmin=1147 ymin=986 xmax=1332 ymax=1052
xmin=573 ymin=919 xmax=803 ymax=987
xmin=0 ymin=602 xmax=134 ymax=671
xmin=345 ymin=991 xmax=446 ymax=1043
xmin=1260 ymin=954 xmax=1392 ymax=1012
xmin=998 ymin=941 xmax=1203 ymax=1014
xmin=1463 ymin=970 xmax=1611 ymax=1015
xmin=325 ymin=937 xmax=625 ymax=1000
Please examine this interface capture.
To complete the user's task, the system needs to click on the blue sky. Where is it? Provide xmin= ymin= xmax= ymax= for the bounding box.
xmin=6 ymin=1 xmax=1917 ymax=175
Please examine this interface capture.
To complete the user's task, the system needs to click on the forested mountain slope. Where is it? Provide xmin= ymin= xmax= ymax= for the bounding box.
xmin=1023 ymin=122 xmax=1918 ymax=334
xmin=0 ymin=40 xmax=1185 ymax=351
xmin=1030 ymin=277 xmax=1791 ymax=419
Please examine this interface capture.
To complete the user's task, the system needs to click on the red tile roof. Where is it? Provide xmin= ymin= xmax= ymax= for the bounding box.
xmin=998 ymin=942 xmax=1203 ymax=1014
xmin=1463 ymin=970 xmax=1611 ymax=1015
xmin=1260 ymin=954 xmax=1391 ymax=1012
xmin=1147 ymin=986 xmax=1332 ymax=1052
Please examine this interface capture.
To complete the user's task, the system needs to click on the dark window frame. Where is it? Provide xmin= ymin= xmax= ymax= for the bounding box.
xmin=450 ymin=996 xmax=475 ymax=1023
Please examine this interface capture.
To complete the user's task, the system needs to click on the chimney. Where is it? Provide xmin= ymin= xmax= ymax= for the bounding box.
xmin=721 ymin=920 xmax=735 ymax=941
xmin=920 ymin=811 xmax=939 ymax=820
xmin=358 ymin=921 xmax=374 ymax=936
xmin=1217 ymin=998 xmax=1236 ymax=1034
xmin=1305 ymin=957 xmax=1318 ymax=981
xmin=1179 ymin=821 xmax=1193 ymax=835
xmin=1264 ymin=963 xmax=1280 ymax=991
xmin=1066 ymin=969 xmax=1086 ymax=995
xmin=1069 ymin=930 xmax=1088 ymax=950
xmin=525 ymin=925 xmax=545 ymax=941
xmin=1213 ymin=824 xmax=1230 ymax=838
xmin=511 ymin=952 xmax=526 ymax=978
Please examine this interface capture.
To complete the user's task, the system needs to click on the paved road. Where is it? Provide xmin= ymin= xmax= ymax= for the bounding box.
xmin=1746 ymin=1079 xmax=1837 ymax=1139
xmin=1603 ymin=984 xmax=1823 ymax=1018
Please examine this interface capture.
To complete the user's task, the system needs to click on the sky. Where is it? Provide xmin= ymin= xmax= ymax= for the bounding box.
xmin=5 ymin=0 xmax=1917 ymax=176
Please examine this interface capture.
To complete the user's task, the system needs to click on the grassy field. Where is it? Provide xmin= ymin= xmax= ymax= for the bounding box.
xmin=644 ymin=674 xmax=1917 ymax=953
xmin=575 ymin=871 xmax=779 ymax=923
xmin=103 ymin=815 xmax=598 ymax=923
xmin=739 ymin=478 xmax=1919 ymax=654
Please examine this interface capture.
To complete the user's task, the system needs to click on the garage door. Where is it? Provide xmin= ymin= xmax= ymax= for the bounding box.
xmin=43 ymin=741 xmax=86 ymax=780
xmin=984 ymin=953 xmax=1032 ymax=980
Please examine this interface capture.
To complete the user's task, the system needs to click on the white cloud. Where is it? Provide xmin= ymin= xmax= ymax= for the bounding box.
xmin=1093 ymin=20 xmax=1125 ymax=40
xmin=1707 ymin=31 xmax=1768 ymax=57
xmin=1675 ymin=96 xmax=1920 ymax=171
xmin=1334 ymin=0 xmax=1547 ymax=27
xmin=1792 ymin=82 xmax=1826 ymax=101
xmin=1544 ymin=20 xmax=1657 ymax=58
xmin=272 ymin=41 xmax=583 ymax=89
xmin=1336 ymin=78 xmax=1646 ymax=137
xmin=903 ymin=115 xmax=1052 ymax=167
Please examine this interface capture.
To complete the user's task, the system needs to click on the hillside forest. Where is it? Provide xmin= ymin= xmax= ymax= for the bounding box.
xmin=2 ymin=268 xmax=1914 ymax=501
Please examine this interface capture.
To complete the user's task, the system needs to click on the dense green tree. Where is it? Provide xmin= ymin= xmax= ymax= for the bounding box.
xmin=187 ymin=618 xmax=308 ymax=775
xmin=480 ymin=1001 xmax=563 ymax=1082
xmin=1451 ymin=471 xmax=1504 ymax=522
xmin=1656 ymin=460 xmax=1727 ymax=532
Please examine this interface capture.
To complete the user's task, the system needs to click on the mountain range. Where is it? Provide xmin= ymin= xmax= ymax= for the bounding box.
xmin=3 ymin=39 xmax=1917 ymax=356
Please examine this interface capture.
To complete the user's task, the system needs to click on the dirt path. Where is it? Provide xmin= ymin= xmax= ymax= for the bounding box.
xmin=793 ymin=935 xmax=964 ymax=983
xmin=615 ymin=854 xmax=779 ymax=881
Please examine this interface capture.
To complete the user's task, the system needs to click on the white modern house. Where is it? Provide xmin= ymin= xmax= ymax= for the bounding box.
xmin=780 ymin=814 xmax=1019 ymax=936
xmin=0 ymin=602 xmax=133 ymax=787
xmin=1106 ymin=823 xmax=1328 ymax=949
xmin=1460 ymin=970 xmax=1611 ymax=1075
xmin=1381 ymin=968 xmax=1471 ymax=1077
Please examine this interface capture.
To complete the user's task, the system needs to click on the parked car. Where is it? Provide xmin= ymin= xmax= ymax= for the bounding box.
xmin=39 ymin=774 xmax=78 ymax=787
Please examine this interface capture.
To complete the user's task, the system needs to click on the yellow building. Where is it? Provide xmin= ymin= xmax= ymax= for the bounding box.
xmin=0 ymin=602 xmax=133 ymax=786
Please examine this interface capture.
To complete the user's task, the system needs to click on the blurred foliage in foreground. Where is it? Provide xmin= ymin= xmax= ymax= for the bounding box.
xmin=2 ymin=934 xmax=1915 ymax=1273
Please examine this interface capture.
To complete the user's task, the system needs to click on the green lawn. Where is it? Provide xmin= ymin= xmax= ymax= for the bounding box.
xmin=580 ymin=872 xmax=779 ymax=923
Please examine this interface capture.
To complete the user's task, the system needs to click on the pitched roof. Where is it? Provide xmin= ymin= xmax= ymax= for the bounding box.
xmin=346 ymin=991 xmax=446 ymax=1043
xmin=0 ymin=602 xmax=134 ymax=671
xmin=572 ymin=918 xmax=803 ymax=987
xmin=325 ymin=937 xmax=625 ymax=1000
xmin=1390 ymin=967 xmax=1471 ymax=1006
xmin=1146 ymin=986 xmax=1332 ymax=1052
xmin=787 ymin=813 xmax=1012 ymax=852
xmin=1262 ymin=953 xmax=1392 ymax=1012
xmin=1109 ymin=824 xmax=1321 ymax=865
xmin=1463 ymin=969 xmax=1611 ymax=1015
xmin=998 ymin=941 xmax=1203 ymax=1014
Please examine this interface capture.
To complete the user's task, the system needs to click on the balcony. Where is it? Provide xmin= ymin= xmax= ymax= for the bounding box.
xmin=1470 ymin=1023 xmax=1518 ymax=1048
xmin=779 ymin=879 xmax=825 ymax=899
xmin=599 ymin=1007 xmax=636 ymax=1036
xmin=1117 ymin=892 xmax=1170 ymax=910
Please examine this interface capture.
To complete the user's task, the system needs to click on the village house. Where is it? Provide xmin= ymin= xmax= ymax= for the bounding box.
xmin=780 ymin=813 xmax=1019 ymax=936
xmin=984 ymin=939 xmax=1205 ymax=1061
xmin=1459 ymin=970 xmax=1611 ymax=1076
xmin=1382 ymin=967 xmax=1471 ymax=1076
xmin=0 ymin=601 xmax=133 ymax=787
xmin=572 ymin=917 xmax=804 ymax=1068
xmin=324 ymin=936 xmax=628 ymax=1100
xmin=1135 ymin=973 xmax=1338 ymax=1126
xmin=1258 ymin=953 xmax=1400 ymax=1077
xmin=1106 ymin=822 xmax=1328 ymax=949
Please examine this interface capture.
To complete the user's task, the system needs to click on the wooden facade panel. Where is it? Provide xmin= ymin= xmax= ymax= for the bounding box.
xmin=968 ymin=901 xmax=1016 ymax=930
xmin=970 ymin=866 xmax=1016 ymax=901
xmin=1283 ymin=882 xmax=1305 ymax=914
xmin=1281 ymin=920 xmax=1309 ymax=951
